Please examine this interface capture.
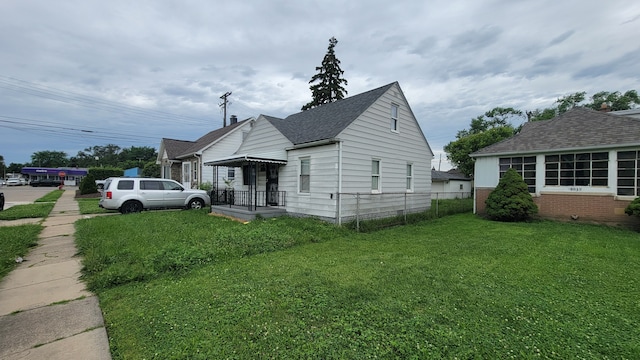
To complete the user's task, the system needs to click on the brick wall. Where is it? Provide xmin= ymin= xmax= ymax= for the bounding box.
xmin=475 ymin=188 xmax=638 ymax=229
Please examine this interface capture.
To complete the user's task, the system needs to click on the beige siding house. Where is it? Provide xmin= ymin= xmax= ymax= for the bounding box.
xmin=207 ymin=82 xmax=434 ymax=223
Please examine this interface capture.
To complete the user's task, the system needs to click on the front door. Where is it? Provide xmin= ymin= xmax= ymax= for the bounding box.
xmin=182 ymin=162 xmax=191 ymax=188
xmin=266 ymin=164 xmax=279 ymax=206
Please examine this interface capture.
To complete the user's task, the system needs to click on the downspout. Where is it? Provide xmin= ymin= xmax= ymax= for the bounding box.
xmin=337 ymin=141 xmax=343 ymax=225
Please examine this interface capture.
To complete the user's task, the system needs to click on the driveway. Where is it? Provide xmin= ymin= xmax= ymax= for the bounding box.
xmin=0 ymin=185 xmax=64 ymax=209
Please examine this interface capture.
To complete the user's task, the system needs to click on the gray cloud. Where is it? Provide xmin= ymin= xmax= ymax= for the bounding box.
xmin=0 ymin=0 xmax=639 ymax=169
xmin=548 ymin=30 xmax=575 ymax=46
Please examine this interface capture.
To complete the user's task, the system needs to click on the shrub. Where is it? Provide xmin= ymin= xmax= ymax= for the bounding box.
xmin=624 ymin=197 xmax=640 ymax=216
xmin=199 ymin=181 xmax=213 ymax=192
xmin=485 ymin=168 xmax=538 ymax=222
xmin=79 ymin=173 xmax=98 ymax=195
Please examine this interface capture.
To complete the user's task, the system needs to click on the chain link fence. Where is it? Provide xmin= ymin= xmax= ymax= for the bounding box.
xmin=340 ymin=192 xmax=472 ymax=231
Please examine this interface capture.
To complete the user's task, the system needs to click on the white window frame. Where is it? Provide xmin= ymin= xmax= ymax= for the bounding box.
xmin=299 ymin=157 xmax=310 ymax=194
xmin=227 ymin=167 xmax=235 ymax=180
xmin=406 ymin=163 xmax=413 ymax=192
xmin=390 ymin=104 xmax=399 ymax=132
xmin=371 ymin=159 xmax=381 ymax=193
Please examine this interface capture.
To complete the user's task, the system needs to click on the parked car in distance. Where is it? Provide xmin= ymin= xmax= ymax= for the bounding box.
xmin=95 ymin=179 xmax=106 ymax=191
xmin=30 ymin=178 xmax=63 ymax=187
xmin=6 ymin=178 xmax=21 ymax=186
xmin=99 ymin=177 xmax=211 ymax=214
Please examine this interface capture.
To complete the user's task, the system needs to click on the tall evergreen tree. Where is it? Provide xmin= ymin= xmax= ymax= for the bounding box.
xmin=301 ymin=37 xmax=348 ymax=111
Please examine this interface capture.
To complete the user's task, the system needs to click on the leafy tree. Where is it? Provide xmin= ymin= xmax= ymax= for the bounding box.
xmin=485 ymin=168 xmax=538 ymax=222
xmin=587 ymin=90 xmax=640 ymax=111
xmin=445 ymin=126 xmax=515 ymax=177
xmin=301 ymin=37 xmax=348 ymax=111
xmin=445 ymin=107 xmax=522 ymax=177
xmin=142 ymin=161 xmax=160 ymax=178
xmin=30 ymin=150 xmax=68 ymax=167
xmin=7 ymin=163 xmax=22 ymax=174
xmin=527 ymin=89 xmax=639 ymax=122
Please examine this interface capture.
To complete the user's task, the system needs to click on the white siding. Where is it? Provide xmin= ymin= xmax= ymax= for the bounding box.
xmin=284 ymin=144 xmax=340 ymax=219
xmin=237 ymin=116 xmax=292 ymax=154
xmin=200 ymin=122 xmax=253 ymax=186
xmin=336 ymin=84 xmax=433 ymax=219
xmin=432 ymin=180 xmax=472 ymax=199
xmin=474 ymin=157 xmax=500 ymax=188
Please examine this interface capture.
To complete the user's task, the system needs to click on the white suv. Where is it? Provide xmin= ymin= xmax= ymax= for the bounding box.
xmin=99 ymin=177 xmax=211 ymax=214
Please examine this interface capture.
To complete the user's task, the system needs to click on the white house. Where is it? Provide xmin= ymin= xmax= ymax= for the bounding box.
xmin=157 ymin=117 xmax=254 ymax=189
xmin=206 ymin=82 xmax=434 ymax=223
xmin=471 ymin=107 xmax=640 ymax=228
xmin=431 ymin=169 xmax=472 ymax=199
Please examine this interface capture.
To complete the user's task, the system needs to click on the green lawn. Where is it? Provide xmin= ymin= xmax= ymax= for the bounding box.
xmin=35 ymin=189 xmax=64 ymax=203
xmin=75 ymin=212 xmax=640 ymax=359
xmin=0 ymin=225 xmax=42 ymax=279
xmin=77 ymin=198 xmax=117 ymax=215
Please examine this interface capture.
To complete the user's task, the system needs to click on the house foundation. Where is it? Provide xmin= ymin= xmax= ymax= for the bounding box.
xmin=475 ymin=188 xmax=638 ymax=229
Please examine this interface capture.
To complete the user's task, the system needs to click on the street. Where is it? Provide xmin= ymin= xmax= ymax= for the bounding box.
xmin=0 ymin=185 xmax=66 ymax=209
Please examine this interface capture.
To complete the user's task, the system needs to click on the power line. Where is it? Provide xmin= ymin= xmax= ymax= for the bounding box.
xmin=0 ymin=75 xmax=214 ymax=126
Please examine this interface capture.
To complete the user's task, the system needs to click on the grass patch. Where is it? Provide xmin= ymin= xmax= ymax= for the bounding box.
xmin=77 ymin=198 xmax=117 ymax=215
xmin=78 ymin=213 xmax=640 ymax=358
xmin=35 ymin=189 xmax=64 ymax=203
xmin=75 ymin=210 xmax=348 ymax=291
xmin=0 ymin=203 xmax=55 ymax=220
xmin=0 ymin=224 xmax=42 ymax=279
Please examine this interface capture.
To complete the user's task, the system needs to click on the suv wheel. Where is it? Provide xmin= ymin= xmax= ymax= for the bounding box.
xmin=188 ymin=198 xmax=205 ymax=210
xmin=120 ymin=200 xmax=143 ymax=214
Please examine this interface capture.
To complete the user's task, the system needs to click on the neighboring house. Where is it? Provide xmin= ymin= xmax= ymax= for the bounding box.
xmin=206 ymin=82 xmax=434 ymax=223
xmin=612 ymin=108 xmax=640 ymax=119
xmin=431 ymin=169 xmax=472 ymax=199
xmin=157 ymin=116 xmax=254 ymax=189
xmin=471 ymin=107 xmax=640 ymax=228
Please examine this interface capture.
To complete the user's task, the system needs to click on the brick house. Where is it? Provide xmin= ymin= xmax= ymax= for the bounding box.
xmin=471 ymin=107 xmax=640 ymax=228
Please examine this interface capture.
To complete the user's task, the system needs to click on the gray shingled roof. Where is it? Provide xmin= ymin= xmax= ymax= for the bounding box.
xmin=265 ymin=82 xmax=396 ymax=145
xmin=471 ymin=107 xmax=640 ymax=157
xmin=162 ymin=138 xmax=195 ymax=159
xmin=432 ymin=169 xmax=471 ymax=181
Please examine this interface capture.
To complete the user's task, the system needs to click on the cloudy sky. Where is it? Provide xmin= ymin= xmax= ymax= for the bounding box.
xmin=1 ymin=0 xmax=639 ymax=170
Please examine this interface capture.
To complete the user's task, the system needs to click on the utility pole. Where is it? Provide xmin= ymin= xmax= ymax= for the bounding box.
xmin=219 ymin=91 xmax=232 ymax=127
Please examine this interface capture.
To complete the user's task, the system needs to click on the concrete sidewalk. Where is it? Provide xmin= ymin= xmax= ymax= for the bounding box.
xmin=0 ymin=189 xmax=112 ymax=359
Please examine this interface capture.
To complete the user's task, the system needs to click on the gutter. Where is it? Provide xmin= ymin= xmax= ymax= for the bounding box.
xmin=286 ymin=138 xmax=340 ymax=150
xmin=471 ymin=142 xmax=640 ymax=158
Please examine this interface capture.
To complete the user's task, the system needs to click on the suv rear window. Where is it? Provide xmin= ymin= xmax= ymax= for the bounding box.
xmin=117 ymin=180 xmax=135 ymax=190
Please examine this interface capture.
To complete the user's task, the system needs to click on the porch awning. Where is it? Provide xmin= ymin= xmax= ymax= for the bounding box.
xmin=204 ymin=152 xmax=287 ymax=167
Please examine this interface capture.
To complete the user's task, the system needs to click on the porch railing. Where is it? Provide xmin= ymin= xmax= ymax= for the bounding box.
xmin=211 ymin=190 xmax=286 ymax=208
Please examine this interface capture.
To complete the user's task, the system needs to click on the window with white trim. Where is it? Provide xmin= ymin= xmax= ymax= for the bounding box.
xmin=499 ymin=156 xmax=536 ymax=193
xmin=617 ymin=150 xmax=640 ymax=196
xmin=227 ymin=167 xmax=235 ymax=180
xmin=545 ymin=152 xmax=608 ymax=187
xmin=371 ymin=159 xmax=381 ymax=192
xmin=406 ymin=163 xmax=413 ymax=191
xmin=299 ymin=158 xmax=310 ymax=193
xmin=390 ymin=104 xmax=399 ymax=132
